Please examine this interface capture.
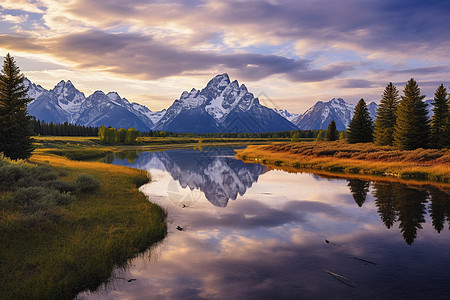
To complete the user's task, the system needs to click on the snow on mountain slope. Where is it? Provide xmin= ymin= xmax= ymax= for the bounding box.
xmin=25 ymin=78 xmax=156 ymax=131
xmin=23 ymin=78 xmax=46 ymax=102
xmin=155 ymin=74 xmax=298 ymax=133
xmin=131 ymin=103 xmax=166 ymax=124
xmin=51 ymin=80 xmax=86 ymax=123
xmin=273 ymin=108 xmax=300 ymax=122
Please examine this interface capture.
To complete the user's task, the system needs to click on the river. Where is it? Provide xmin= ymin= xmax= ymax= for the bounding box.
xmin=79 ymin=146 xmax=450 ymax=300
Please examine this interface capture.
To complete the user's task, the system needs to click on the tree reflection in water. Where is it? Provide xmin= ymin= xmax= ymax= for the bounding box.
xmin=348 ymin=180 xmax=450 ymax=245
xmin=428 ymin=187 xmax=450 ymax=233
xmin=347 ymin=179 xmax=370 ymax=207
xmin=372 ymin=182 xmax=397 ymax=229
xmin=107 ymin=148 xmax=450 ymax=246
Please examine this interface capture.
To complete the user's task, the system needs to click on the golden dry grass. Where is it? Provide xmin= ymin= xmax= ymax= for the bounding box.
xmin=236 ymin=141 xmax=450 ymax=184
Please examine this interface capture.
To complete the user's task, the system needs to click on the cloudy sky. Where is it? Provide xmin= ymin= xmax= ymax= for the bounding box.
xmin=1 ymin=0 xmax=449 ymax=113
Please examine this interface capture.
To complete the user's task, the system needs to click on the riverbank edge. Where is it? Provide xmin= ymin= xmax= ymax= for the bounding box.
xmin=1 ymin=152 xmax=167 ymax=299
xmin=235 ymin=144 xmax=450 ymax=186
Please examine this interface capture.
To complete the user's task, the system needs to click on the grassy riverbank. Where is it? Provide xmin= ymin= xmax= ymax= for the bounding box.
xmin=32 ymin=135 xmax=299 ymax=163
xmin=0 ymin=152 xmax=167 ymax=300
xmin=33 ymin=135 xmax=294 ymax=149
xmin=236 ymin=141 xmax=450 ymax=184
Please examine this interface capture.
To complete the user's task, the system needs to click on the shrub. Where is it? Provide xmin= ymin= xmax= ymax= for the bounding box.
xmin=10 ymin=186 xmax=74 ymax=212
xmin=46 ymin=180 xmax=77 ymax=193
xmin=76 ymin=174 xmax=100 ymax=192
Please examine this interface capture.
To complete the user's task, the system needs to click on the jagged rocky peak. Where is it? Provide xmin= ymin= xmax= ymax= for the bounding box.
xmin=107 ymin=91 xmax=121 ymax=101
xmin=208 ymin=73 xmax=230 ymax=87
xmin=53 ymin=80 xmax=74 ymax=92
xmin=178 ymin=87 xmax=204 ymax=109
xmin=180 ymin=88 xmax=200 ymax=100
xmin=203 ymin=73 xmax=231 ymax=97
xmin=51 ymin=79 xmax=85 ymax=104
xmin=87 ymin=90 xmax=109 ymax=103
xmin=23 ymin=77 xmax=46 ymax=100
xmin=106 ymin=91 xmax=131 ymax=106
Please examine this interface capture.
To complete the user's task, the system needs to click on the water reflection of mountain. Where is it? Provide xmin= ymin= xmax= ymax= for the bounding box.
xmin=108 ymin=147 xmax=267 ymax=207
xmin=347 ymin=179 xmax=450 ymax=245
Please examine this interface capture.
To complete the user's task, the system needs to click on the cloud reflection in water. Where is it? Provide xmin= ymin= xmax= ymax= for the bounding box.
xmin=84 ymin=148 xmax=450 ymax=300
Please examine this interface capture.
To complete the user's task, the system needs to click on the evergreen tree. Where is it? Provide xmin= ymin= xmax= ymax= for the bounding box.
xmin=445 ymin=112 xmax=450 ymax=148
xmin=393 ymin=78 xmax=430 ymax=150
xmin=430 ymin=84 xmax=449 ymax=148
xmin=347 ymin=98 xmax=373 ymax=143
xmin=374 ymin=82 xmax=400 ymax=146
xmin=325 ymin=120 xmax=339 ymax=141
xmin=0 ymin=53 xmax=34 ymax=159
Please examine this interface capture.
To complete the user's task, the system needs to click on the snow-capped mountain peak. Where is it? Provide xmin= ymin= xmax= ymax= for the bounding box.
xmin=155 ymin=73 xmax=298 ymax=133
xmin=22 ymin=78 xmax=46 ymax=102
xmin=273 ymin=108 xmax=300 ymax=122
xmin=106 ymin=91 xmax=132 ymax=107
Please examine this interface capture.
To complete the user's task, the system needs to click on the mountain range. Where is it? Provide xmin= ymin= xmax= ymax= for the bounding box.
xmin=24 ymin=74 xmax=435 ymax=133
xmin=24 ymin=78 xmax=164 ymax=131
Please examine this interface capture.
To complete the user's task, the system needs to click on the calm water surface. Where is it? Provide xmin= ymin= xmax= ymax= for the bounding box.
xmin=80 ymin=147 xmax=450 ymax=300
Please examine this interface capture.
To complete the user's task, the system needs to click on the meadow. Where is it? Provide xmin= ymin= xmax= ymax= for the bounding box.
xmin=0 ymin=149 xmax=167 ymax=299
xmin=236 ymin=141 xmax=450 ymax=184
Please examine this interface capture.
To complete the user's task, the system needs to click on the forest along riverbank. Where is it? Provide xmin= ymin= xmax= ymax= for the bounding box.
xmin=235 ymin=141 xmax=450 ymax=184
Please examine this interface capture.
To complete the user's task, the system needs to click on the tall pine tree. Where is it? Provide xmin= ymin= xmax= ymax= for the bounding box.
xmin=0 ymin=53 xmax=34 ymax=159
xmin=445 ymin=110 xmax=450 ymax=148
xmin=347 ymin=98 xmax=373 ymax=143
xmin=430 ymin=84 xmax=449 ymax=148
xmin=326 ymin=120 xmax=339 ymax=141
xmin=393 ymin=78 xmax=430 ymax=150
xmin=374 ymin=82 xmax=400 ymax=146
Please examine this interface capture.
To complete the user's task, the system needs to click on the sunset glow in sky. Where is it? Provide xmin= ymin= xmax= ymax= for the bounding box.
xmin=1 ymin=0 xmax=449 ymax=113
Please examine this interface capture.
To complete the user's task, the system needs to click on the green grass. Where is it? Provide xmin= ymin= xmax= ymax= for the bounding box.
xmin=0 ymin=153 xmax=167 ymax=300
xmin=33 ymin=136 xmax=102 ymax=149
xmin=46 ymin=148 xmax=113 ymax=161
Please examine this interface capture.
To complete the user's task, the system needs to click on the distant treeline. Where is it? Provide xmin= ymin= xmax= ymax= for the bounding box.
xmin=31 ymin=120 xmax=343 ymax=140
xmin=31 ymin=119 xmax=99 ymax=136
xmin=141 ymin=129 xmax=329 ymax=139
